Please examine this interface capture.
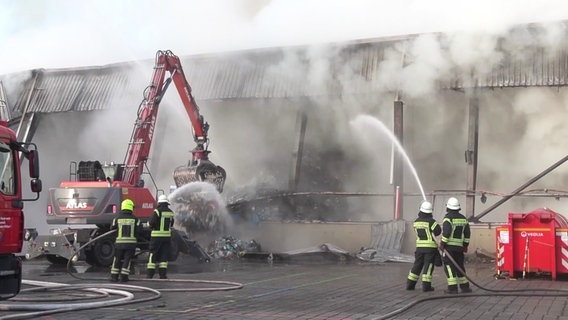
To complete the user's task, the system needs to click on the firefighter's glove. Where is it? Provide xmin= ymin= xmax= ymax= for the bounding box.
xmin=463 ymin=246 xmax=468 ymax=253
xmin=439 ymin=242 xmax=446 ymax=252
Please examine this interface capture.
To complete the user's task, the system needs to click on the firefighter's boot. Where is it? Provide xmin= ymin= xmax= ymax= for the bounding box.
xmin=146 ymin=269 xmax=155 ymax=279
xmin=460 ymin=283 xmax=472 ymax=293
xmin=158 ymin=268 xmax=168 ymax=279
xmin=119 ymin=274 xmax=130 ymax=283
xmin=110 ymin=274 xmax=119 ymax=283
xmin=422 ymin=282 xmax=435 ymax=292
xmin=406 ymin=279 xmax=416 ymax=290
xmin=444 ymin=284 xmax=458 ymax=294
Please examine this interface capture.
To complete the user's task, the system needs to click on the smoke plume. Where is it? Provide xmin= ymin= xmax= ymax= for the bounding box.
xmin=4 ymin=0 xmax=568 ymax=237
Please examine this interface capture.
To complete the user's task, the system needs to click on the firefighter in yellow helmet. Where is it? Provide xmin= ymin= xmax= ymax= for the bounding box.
xmin=146 ymin=194 xmax=175 ymax=279
xmin=439 ymin=197 xmax=472 ymax=294
xmin=110 ymin=199 xmax=140 ymax=282
xmin=406 ymin=201 xmax=441 ymax=292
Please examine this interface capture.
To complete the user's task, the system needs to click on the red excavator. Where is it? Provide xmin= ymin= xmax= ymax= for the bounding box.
xmin=25 ymin=50 xmax=226 ymax=267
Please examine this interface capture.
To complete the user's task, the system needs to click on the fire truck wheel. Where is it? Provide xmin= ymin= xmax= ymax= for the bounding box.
xmin=45 ymin=254 xmax=68 ymax=265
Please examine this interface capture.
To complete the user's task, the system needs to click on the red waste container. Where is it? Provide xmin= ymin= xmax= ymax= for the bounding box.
xmin=495 ymin=225 xmax=510 ymax=277
xmin=495 ymin=208 xmax=568 ymax=280
xmin=555 ymin=225 xmax=568 ymax=276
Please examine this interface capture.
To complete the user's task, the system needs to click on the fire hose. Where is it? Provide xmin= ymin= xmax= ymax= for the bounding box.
xmin=0 ymin=280 xmax=161 ymax=320
xmin=65 ymin=229 xmax=244 ymax=291
xmin=0 ymin=230 xmax=243 ymax=320
xmin=371 ymin=246 xmax=568 ymax=320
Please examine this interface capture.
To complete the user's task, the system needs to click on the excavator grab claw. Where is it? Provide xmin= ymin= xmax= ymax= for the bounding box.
xmin=173 ymin=160 xmax=226 ymax=193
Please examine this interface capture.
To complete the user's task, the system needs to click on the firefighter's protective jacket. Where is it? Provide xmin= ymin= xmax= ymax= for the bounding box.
xmin=413 ymin=212 xmax=442 ymax=249
xmin=111 ymin=210 xmax=141 ymax=247
xmin=149 ymin=202 xmax=174 ymax=238
xmin=441 ymin=210 xmax=471 ymax=249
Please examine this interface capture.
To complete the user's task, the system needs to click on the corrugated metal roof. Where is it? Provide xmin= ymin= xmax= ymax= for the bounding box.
xmin=7 ymin=64 xmax=135 ymax=118
xmin=440 ymin=47 xmax=568 ymax=89
xmin=182 ymin=36 xmax=568 ymax=98
xmin=5 ymin=21 xmax=568 ymax=115
xmin=181 ymin=40 xmax=399 ymax=99
xmin=482 ymin=48 xmax=568 ymax=87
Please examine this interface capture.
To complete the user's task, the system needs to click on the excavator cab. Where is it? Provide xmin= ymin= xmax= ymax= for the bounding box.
xmin=173 ymin=159 xmax=226 ymax=193
xmin=76 ymin=161 xmax=123 ymax=183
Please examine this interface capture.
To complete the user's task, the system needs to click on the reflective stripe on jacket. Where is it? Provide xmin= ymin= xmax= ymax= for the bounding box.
xmin=150 ymin=208 xmax=174 ymax=237
xmin=113 ymin=216 xmax=139 ymax=244
xmin=414 ymin=221 xmax=439 ymax=248
xmin=441 ymin=211 xmax=470 ymax=247
xmin=413 ymin=212 xmax=441 ymax=248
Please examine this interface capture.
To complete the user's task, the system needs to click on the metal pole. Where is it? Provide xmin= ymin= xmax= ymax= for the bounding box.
xmin=394 ymin=186 xmax=400 ymax=220
xmin=289 ymin=108 xmax=307 ymax=191
xmin=465 ymin=93 xmax=479 ymax=219
xmin=471 ymin=154 xmax=568 ymax=222
xmin=522 ymin=236 xmax=529 ymax=279
xmin=17 ymin=71 xmax=39 ymax=139
xmin=393 ymin=101 xmax=404 ymax=218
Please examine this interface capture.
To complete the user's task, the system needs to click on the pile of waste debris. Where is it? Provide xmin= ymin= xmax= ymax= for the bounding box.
xmin=224 ymin=148 xmax=350 ymax=224
xmin=207 ymin=236 xmax=262 ymax=259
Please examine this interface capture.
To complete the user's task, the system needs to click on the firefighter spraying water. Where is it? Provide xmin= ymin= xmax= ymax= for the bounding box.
xmin=25 ymin=50 xmax=226 ymax=267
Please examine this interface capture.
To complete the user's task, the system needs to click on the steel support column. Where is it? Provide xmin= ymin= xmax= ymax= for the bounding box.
xmin=393 ymin=100 xmax=404 ymax=219
xmin=289 ymin=108 xmax=307 ymax=191
xmin=465 ymin=93 xmax=479 ymax=219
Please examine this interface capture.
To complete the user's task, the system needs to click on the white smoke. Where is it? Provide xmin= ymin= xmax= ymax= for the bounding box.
xmin=2 ymin=0 xmax=568 ymax=74
xmin=6 ymin=0 xmax=568 ymax=233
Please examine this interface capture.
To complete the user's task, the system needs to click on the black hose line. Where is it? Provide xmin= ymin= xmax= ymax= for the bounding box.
xmin=66 ymin=229 xmax=117 ymax=281
xmin=443 ymin=247 xmax=568 ymax=294
xmin=372 ymin=248 xmax=568 ymax=320
xmin=27 ymin=232 xmax=567 ymax=320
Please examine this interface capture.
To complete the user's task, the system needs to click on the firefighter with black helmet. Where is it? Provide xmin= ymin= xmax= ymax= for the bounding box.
xmin=110 ymin=198 xmax=140 ymax=283
xmin=406 ymin=201 xmax=441 ymax=292
xmin=146 ymin=194 xmax=175 ymax=279
xmin=439 ymin=197 xmax=472 ymax=294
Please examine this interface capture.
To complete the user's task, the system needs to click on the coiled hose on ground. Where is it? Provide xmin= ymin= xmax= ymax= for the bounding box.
xmin=0 ymin=229 xmax=243 ymax=320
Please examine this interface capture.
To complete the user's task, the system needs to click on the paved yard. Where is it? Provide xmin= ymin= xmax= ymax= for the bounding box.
xmin=1 ymin=255 xmax=568 ymax=320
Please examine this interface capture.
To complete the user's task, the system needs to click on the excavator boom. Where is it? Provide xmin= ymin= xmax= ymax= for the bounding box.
xmin=123 ymin=50 xmax=226 ymax=192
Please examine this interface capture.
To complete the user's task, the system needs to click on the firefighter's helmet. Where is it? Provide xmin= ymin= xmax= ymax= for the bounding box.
xmin=121 ymin=199 xmax=134 ymax=212
xmin=420 ymin=201 xmax=433 ymax=214
xmin=158 ymin=195 xmax=169 ymax=204
xmin=446 ymin=197 xmax=460 ymax=210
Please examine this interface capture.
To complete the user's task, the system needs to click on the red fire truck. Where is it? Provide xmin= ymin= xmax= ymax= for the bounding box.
xmin=0 ymin=120 xmax=41 ymax=300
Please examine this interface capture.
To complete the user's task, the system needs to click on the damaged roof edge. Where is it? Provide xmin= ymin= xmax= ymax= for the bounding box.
xmin=3 ymin=20 xmax=568 ymax=115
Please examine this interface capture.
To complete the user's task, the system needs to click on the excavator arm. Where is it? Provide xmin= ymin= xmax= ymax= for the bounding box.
xmin=122 ymin=50 xmax=226 ymax=192
xmin=168 ymin=52 xmax=210 ymax=158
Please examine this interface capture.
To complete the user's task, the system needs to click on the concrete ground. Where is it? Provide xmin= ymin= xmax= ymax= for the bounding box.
xmin=2 ymin=253 xmax=568 ymax=320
